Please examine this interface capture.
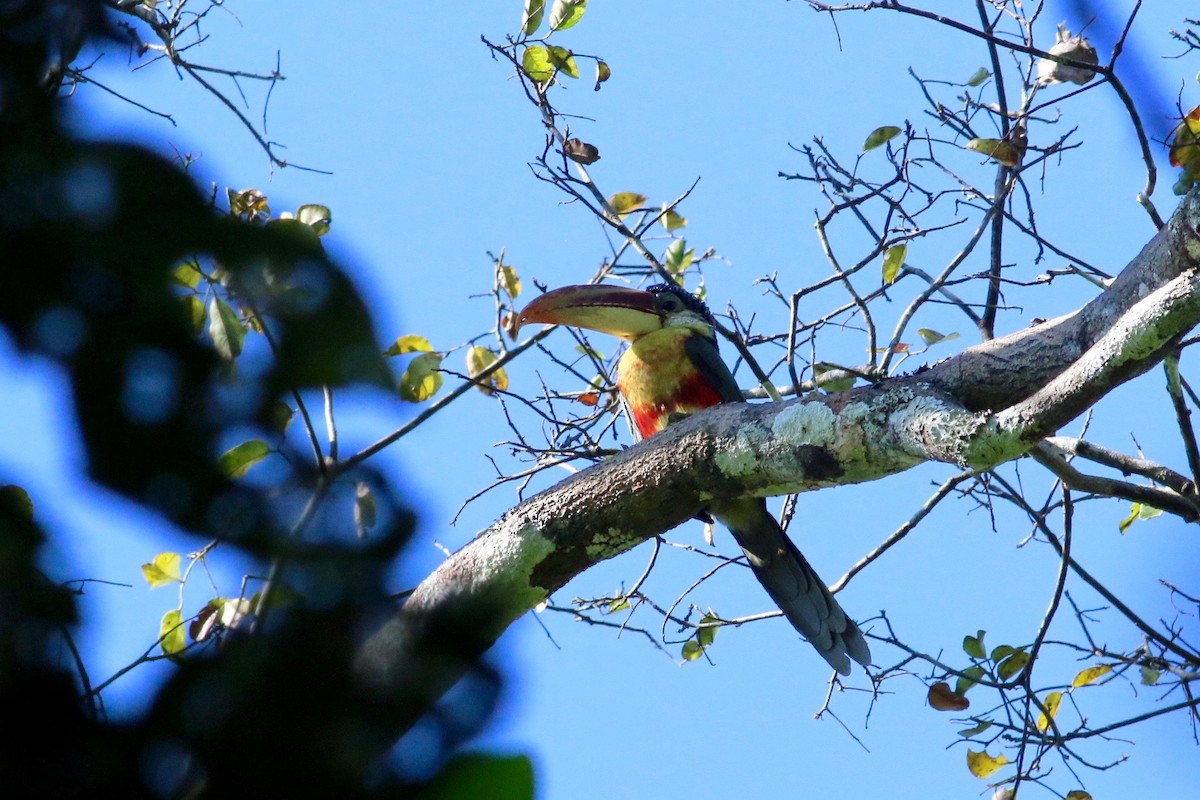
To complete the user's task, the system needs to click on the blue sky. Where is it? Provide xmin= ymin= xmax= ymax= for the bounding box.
xmin=5 ymin=1 xmax=1199 ymax=798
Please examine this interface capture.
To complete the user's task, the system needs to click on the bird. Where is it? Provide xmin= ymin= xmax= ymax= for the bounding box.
xmin=517 ymin=282 xmax=871 ymax=674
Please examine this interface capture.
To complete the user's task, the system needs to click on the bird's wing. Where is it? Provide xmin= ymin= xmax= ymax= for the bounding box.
xmin=683 ymin=333 xmax=745 ymax=404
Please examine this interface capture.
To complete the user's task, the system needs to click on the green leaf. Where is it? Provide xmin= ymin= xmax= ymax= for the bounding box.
xmin=521 ymin=0 xmax=545 ymax=35
xmin=881 ymin=243 xmax=907 ymax=285
xmin=608 ymin=191 xmax=646 ymax=216
xmin=917 ymin=328 xmax=960 ymax=347
xmin=141 ymin=552 xmax=182 ymax=588
xmin=399 ymin=352 xmax=444 ymax=402
xmin=965 ymin=137 xmax=1021 ymax=167
xmin=172 ymin=260 xmax=203 ymax=289
xmin=1036 ymin=690 xmax=1063 ymax=732
xmin=1139 ymin=503 xmax=1163 ymax=520
xmin=385 ymin=334 xmax=435 ymax=356
xmin=607 ymin=596 xmax=630 ymax=613
xmin=208 ymin=296 xmax=245 ymax=360
xmin=521 ymin=45 xmax=554 ymax=83
xmin=989 ymin=644 xmax=1017 ymax=663
xmin=594 ymin=59 xmax=611 ymax=91
xmin=955 ymin=665 xmax=986 ymax=696
xmin=697 ymin=613 xmax=719 ymax=647
xmin=1140 ymin=664 xmax=1161 ymax=685
xmin=422 ymin=753 xmax=535 ymax=800
xmin=1065 ymin=792 xmax=1093 ymax=800
xmin=160 ymin=609 xmax=187 ymax=657
xmin=813 ymin=362 xmax=855 ymax=392
xmin=966 ymin=748 xmax=1008 ymax=779
xmin=295 ymin=204 xmax=332 ymax=236
xmin=957 ymin=720 xmax=993 ymax=738
xmin=1071 ymin=664 xmax=1112 ymax=689
xmin=268 ymin=400 xmax=294 ymax=434
xmin=547 ymin=45 xmax=579 ymax=79
xmin=863 ymin=125 xmax=901 ymax=152
xmin=466 ymin=346 xmax=508 ymax=395
xmin=963 ymin=630 xmax=986 ymax=659
xmin=1118 ymin=501 xmax=1160 ymax=533
xmin=549 ymin=0 xmax=587 ymax=31
xmin=181 ymin=295 xmax=206 ymax=334
xmin=661 ymin=204 xmax=687 ymax=232
xmin=681 ymin=639 xmax=705 ymax=661
xmin=664 ymin=238 xmax=694 ymax=278
xmin=966 ymin=67 xmax=991 ymax=86
xmin=218 ymin=439 xmax=271 ymax=478
xmin=996 ymin=649 xmax=1029 ymax=681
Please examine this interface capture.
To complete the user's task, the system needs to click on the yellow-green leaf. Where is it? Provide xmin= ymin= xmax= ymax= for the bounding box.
xmin=1071 ymin=664 xmax=1112 ymax=689
xmin=863 ymin=125 xmax=901 ymax=152
xmin=172 ymin=260 xmax=203 ymax=289
xmin=182 ymin=295 xmax=206 ymax=334
xmin=521 ymin=45 xmax=554 ymax=83
xmin=681 ymin=638 xmax=705 ymax=661
xmin=996 ymin=649 xmax=1029 ymax=681
xmin=664 ymin=238 xmax=694 ymax=278
xmin=963 ymin=630 xmax=986 ymax=659
xmin=549 ymin=0 xmax=586 ymax=31
xmin=955 ymin=665 xmax=986 ymax=696
xmin=958 ymin=720 xmax=993 ymax=738
xmin=965 ymin=137 xmax=1021 ymax=167
xmin=594 ymin=59 xmax=611 ymax=91
xmin=918 ymin=328 xmax=960 ymax=346
xmin=607 ymin=596 xmax=630 ymax=613
xmin=208 ymin=296 xmax=245 ymax=360
xmin=466 ymin=346 xmax=508 ymax=395
xmin=608 ymin=191 xmax=646 ymax=216
xmin=141 ymin=552 xmax=182 ymax=588
xmin=547 ymin=45 xmax=579 ymax=79
xmin=1140 ymin=664 xmax=1161 ymax=685
xmin=966 ymin=67 xmax=991 ymax=86
xmin=385 ymin=334 xmax=434 ymax=356
xmin=499 ymin=263 xmax=522 ymax=300
xmin=1065 ymin=791 xmax=1094 ymax=800
xmin=269 ymin=400 xmax=294 ymax=434
xmin=295 ymin=204 xmax=332 ymax=236
xmin=813 ymin=362 xmax=855 ymax=392
xmin=990 ymin=644 xmax=1017 ymax=663
xmin=1036 ymin=690 xmax=1063 ymax=732
xmin=159 ymin=609 xmax=186 ymax=657
xmin=399 ymin=352 xmax=444 ymax=402
xmin=661 ymin=204 xmax=687 ymax=232
xmin=1118 ymin=501 xmax=1160 ymax=534
xmin=697 ymin=613 xmax=720 ymax=648
xmin=882 ymin=243 xmax=907 ymax=285
xmin=966 ymin=749 xmax=1009 ymax=779
xmin=521 ymin=0 xmax=545 ymax=35
xmin=219 ymin=439 xmax=270 ymax=478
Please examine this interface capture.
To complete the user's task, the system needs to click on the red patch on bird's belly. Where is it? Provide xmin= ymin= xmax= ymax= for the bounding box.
xmin=629 ymin=370 xmax=724 ymax=440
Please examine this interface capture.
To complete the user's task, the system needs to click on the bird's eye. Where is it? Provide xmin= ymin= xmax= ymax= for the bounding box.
xmin=658 ymin=294 xmax=681 ymax=312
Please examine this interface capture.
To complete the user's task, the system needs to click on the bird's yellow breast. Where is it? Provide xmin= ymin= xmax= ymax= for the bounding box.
xmin=617 ymin=326 xmax=721 ymax=438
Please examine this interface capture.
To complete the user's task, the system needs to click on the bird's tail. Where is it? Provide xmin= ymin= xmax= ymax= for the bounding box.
xmin=709 ymin=498 xmax=871 ymax=675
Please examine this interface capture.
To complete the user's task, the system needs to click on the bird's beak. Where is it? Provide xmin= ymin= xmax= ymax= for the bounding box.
xmin=516 ymin=284 xmax=663 ymax=340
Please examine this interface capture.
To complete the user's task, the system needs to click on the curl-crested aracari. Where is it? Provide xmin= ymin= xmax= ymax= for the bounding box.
xmin=517 ymin=283 xmax=871 ymax=674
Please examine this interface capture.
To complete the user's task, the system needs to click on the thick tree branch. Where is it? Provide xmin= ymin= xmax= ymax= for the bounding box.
xmin=355 ymin=188 xmax=1200 ymax=736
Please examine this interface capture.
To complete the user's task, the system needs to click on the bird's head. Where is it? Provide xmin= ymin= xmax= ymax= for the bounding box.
xmin=516 ymin=283 xmax=716 ymax=342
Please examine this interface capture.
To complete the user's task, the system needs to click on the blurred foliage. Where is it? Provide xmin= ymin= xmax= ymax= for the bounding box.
xmin=0 ymin=2 xmax=530 ymax=796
